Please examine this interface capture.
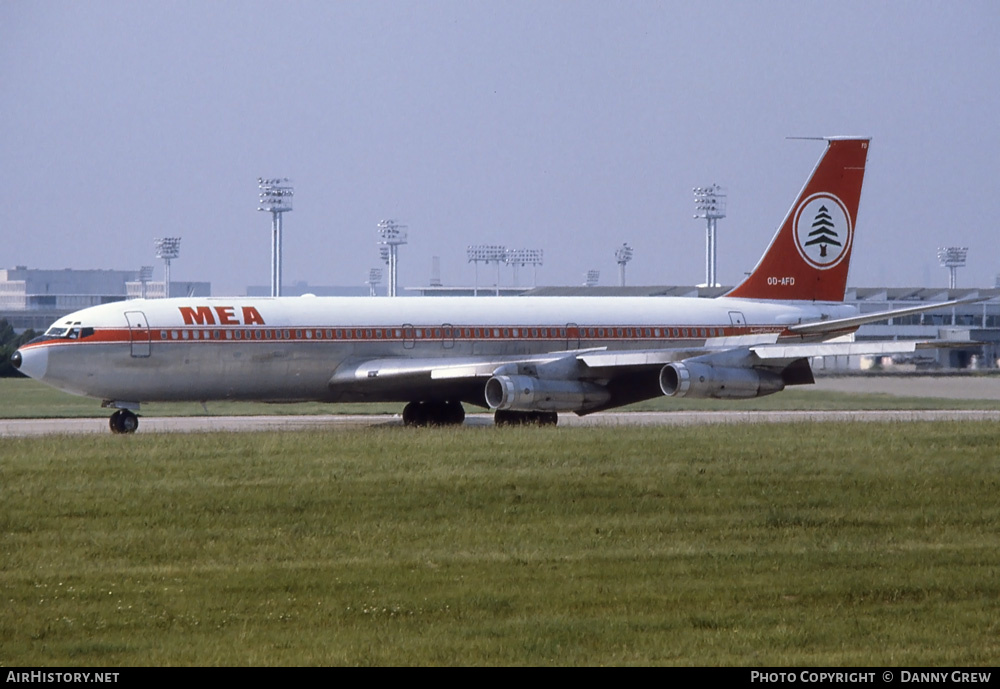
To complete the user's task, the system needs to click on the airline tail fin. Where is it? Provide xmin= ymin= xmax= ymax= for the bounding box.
xmin=725 ymin=137 xmax=870 ymax=302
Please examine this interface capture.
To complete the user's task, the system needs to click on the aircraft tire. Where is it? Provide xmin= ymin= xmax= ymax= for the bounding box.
xmin=494 ymin=410 xmax=558 ymax=426
xmin=109 ymin=409 xmax=139 ymax=434
xmin=442 ymin=400 xmax=465 ymax=425
xmin=402 ymin=401 xmax=426 ymax=427
xmin=404 ymin=400 xmax=465 ymax=427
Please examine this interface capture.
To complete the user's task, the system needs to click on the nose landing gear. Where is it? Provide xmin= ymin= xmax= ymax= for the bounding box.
xmin=109 ymin=409 xmax=139 ymax=434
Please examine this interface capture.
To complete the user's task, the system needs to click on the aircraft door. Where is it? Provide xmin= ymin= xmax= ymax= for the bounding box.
xmin=565 ymin=322 xmax=580 ymax=350
xmin=402 ymin=323 xmax=415 ymax=350
xmin=441 ymin=323 xmax=455 ymax=350
xmin=125 ymin=311 xmax=151 ymax=358
xmin=728 ymin=311 xmax=747 ymax=327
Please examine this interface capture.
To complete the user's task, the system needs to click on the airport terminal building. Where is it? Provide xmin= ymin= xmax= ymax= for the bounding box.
xmin=0 ymin=267 xmax=209 ymax=332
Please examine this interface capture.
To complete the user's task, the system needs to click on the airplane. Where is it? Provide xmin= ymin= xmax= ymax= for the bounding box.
xmin=11 ymin=137 xmax=970 ymax=433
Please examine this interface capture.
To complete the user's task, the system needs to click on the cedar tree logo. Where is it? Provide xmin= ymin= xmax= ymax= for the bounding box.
xmin=793 ymin=193 xmax=852 ymax=269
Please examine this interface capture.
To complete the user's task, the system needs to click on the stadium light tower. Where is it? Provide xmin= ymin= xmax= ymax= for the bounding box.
xmin=258 ymin=177 xmax=294 ymax=297
xmin=154 ymin=237 xmax=181 ymax=299
xmin=467 ymin=244 xmax=507 ymax=296
xmin=367 ymin=268 xmax=383 ymax=297
xmin=937 ymin=246 xmax=968 ymax=289
xmin=615 ymin=243 xmax=633 ymax=287
xmin=585 ymin=269 xmax=601 ymax=287
xmin=377 ymin=219 xmax=407 ymax=297
xmin=138 ymin=265 xmax=154 ymax=299
xmin=693 ymin=183 xmax=726 ymax=287
xmin=505 ymin=248 xmax=544 ymax=287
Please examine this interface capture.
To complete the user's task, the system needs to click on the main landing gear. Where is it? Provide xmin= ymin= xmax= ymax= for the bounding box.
xmin=493 ymin=410 xmax=558 ymax=426
xmin=402 ymin=400 xmax=466 ymax=427
xmin=109 ymin=409 xmax=139 ymax=434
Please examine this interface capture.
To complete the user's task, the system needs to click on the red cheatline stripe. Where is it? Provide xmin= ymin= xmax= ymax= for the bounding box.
xmin=22 ymin=323 xmax=784 ymax=348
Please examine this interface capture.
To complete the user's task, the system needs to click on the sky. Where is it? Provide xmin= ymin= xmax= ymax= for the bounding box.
xmin=2 ymin=1 xmax=999 ymax=295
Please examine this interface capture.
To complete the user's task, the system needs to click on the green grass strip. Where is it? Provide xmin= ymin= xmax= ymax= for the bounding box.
xmin=3 ymin=422 xmax=999 ymax=665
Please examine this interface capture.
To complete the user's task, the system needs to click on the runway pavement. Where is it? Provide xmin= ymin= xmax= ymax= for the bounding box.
xmin=3 ymin=375 xmax=999 ymax=437
xmin=2 ymin=409 xmax=1000 ymax=437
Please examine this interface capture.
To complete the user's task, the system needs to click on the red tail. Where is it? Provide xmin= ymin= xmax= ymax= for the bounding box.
xmin=726 ymin=138 xmax=869 ymax=302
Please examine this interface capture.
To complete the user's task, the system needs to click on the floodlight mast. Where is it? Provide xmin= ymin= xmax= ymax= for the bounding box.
xmin=467 ymin=245 xmax=506 ymax=296
xmin=694 ymin=184 xmax=726 ymax=287
xmin=614 ymin=243 xmax=633 ymax=287
xmin=154 ymin=237 xmax=181 ymax=299
xmin=505 ymin=248 xmax=544 ymax=287
xmin=138 ymin=265 xmax=154 ymax=299
xmin=367 ymin=267 xmax=383 ymax=297
xmin=377 ymin=219 xmax=408 ymax=297
xmin=258 ymin=178 xmax=293 ymax=297
xmin=937 ymin=246 xmax=968 ymax=289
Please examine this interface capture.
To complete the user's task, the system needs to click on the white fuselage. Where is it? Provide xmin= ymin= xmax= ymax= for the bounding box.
xmin=17 ymin=295 xmax=856 ymax=406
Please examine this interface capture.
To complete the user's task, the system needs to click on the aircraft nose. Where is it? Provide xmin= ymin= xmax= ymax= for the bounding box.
xmin=11 ymin=346 xmax=48 ymax=381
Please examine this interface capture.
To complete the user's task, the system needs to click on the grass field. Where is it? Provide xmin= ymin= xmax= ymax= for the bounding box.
xmin=3 ymin=422 xmax=999 ymax=666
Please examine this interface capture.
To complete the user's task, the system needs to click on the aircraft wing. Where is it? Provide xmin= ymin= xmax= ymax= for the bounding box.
xmin=328 ymin=332 xmax=973 ymax=410
xmin=327 ymin=349 xmax=611 ymax=405
xmin=786 ymin=297 xmax=983 ymax=336
xmin=329 ymin=349 xmax=609 ymax=384
xmin=580 ymin=339 xmax=964 ymax=374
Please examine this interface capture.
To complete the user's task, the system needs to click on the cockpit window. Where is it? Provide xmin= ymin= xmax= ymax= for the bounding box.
xmin=43 ymin=321 xmax=92 ymax=340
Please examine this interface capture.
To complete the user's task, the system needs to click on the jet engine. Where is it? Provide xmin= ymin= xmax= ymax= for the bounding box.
xmin=659 ymin=361 xmax=785 ymax=399
xmin=485 ymin=375 xmax=611 ymax=412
